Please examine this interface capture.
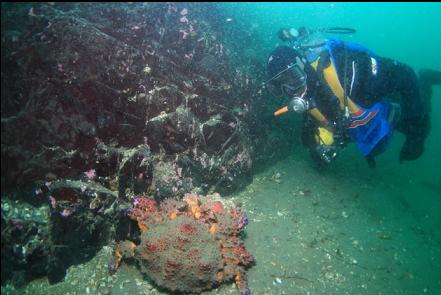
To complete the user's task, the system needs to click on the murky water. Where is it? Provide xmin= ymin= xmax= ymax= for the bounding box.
xmin=2 ymin=2 xmax=440 ymax=295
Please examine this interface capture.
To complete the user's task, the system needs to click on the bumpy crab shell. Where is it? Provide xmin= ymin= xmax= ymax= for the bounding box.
xmin=110 ymin=193 xmax=255 ymax=294
xmin=137 ymin=215 xmax=223 ymax=293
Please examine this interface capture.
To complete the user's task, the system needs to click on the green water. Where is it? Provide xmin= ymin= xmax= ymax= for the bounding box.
xmin=225 ymin=3 xmax=441 ymax=294
xmin=221 ymin=2 xmax=441 ymax=213
xmin=225 ymin=2 xmax=441 ymax=68
xmin=2 ymin=2 xmax=441 ymax=295
xmin=223 ymin=2 xmax=441 ymax=194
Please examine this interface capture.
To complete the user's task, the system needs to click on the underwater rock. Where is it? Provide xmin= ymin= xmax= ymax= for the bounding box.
xmin=202 ymin=114 xmax=236 ymax=154
xmin=1 ymin=2 xmax=256 ymax=199
xmin=111 ymin=193 xmax=255 ymax=294
xmin=150 ymin=159 xmax=191 ymax=198
xmin=143 ymin=85 xmax=185 ymax=119
xmin=44 ymin=179 xmax=122 ymax=282
xmin=1 ymin=2 xmax=289 ymax=287
xmin=145 ymin=106 xmax=200 ymax=154
xmin=117 ymin=145 xmax=153 ymax=198
xmin=1 ymin=199 xmax=49 ymax=286
xmin=47 ymin=179 xmax=118 ymax=213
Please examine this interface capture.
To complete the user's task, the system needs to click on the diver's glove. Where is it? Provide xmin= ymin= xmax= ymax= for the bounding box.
xmin=399 ymin=115 xmax=430 ymax=163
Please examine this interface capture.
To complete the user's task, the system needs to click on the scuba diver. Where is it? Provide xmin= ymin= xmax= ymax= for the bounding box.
xmin=267 ymin=27 xmax=441 ymax=167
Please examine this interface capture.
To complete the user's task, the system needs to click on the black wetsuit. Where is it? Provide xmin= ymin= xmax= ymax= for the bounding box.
xmin=302 ymin=39 xmax=439 ymax=163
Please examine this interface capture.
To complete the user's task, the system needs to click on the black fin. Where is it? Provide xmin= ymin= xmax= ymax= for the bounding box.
xmin=366 ymin=155 xmax=376 ymax=168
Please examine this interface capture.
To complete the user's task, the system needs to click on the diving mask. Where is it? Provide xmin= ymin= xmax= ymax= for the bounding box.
xmin=267 ymin=56 xmax=307 ymax=99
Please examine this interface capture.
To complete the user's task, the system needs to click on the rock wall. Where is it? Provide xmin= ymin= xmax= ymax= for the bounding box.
xmin=1 ymin=2 xmax=300 ymax=286
xmin=1 ymin=3 xmax=255 ymax=199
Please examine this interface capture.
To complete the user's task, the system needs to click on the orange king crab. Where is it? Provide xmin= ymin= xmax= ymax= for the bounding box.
xmin=109 ymin=192 xmax=255 ymax=294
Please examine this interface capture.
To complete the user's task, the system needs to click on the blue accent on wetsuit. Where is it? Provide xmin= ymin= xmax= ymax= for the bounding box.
xmin=348 ymin=101 xmax=393 ymax=156
xmin=316 ymin=39 xmax=395 ymax=157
